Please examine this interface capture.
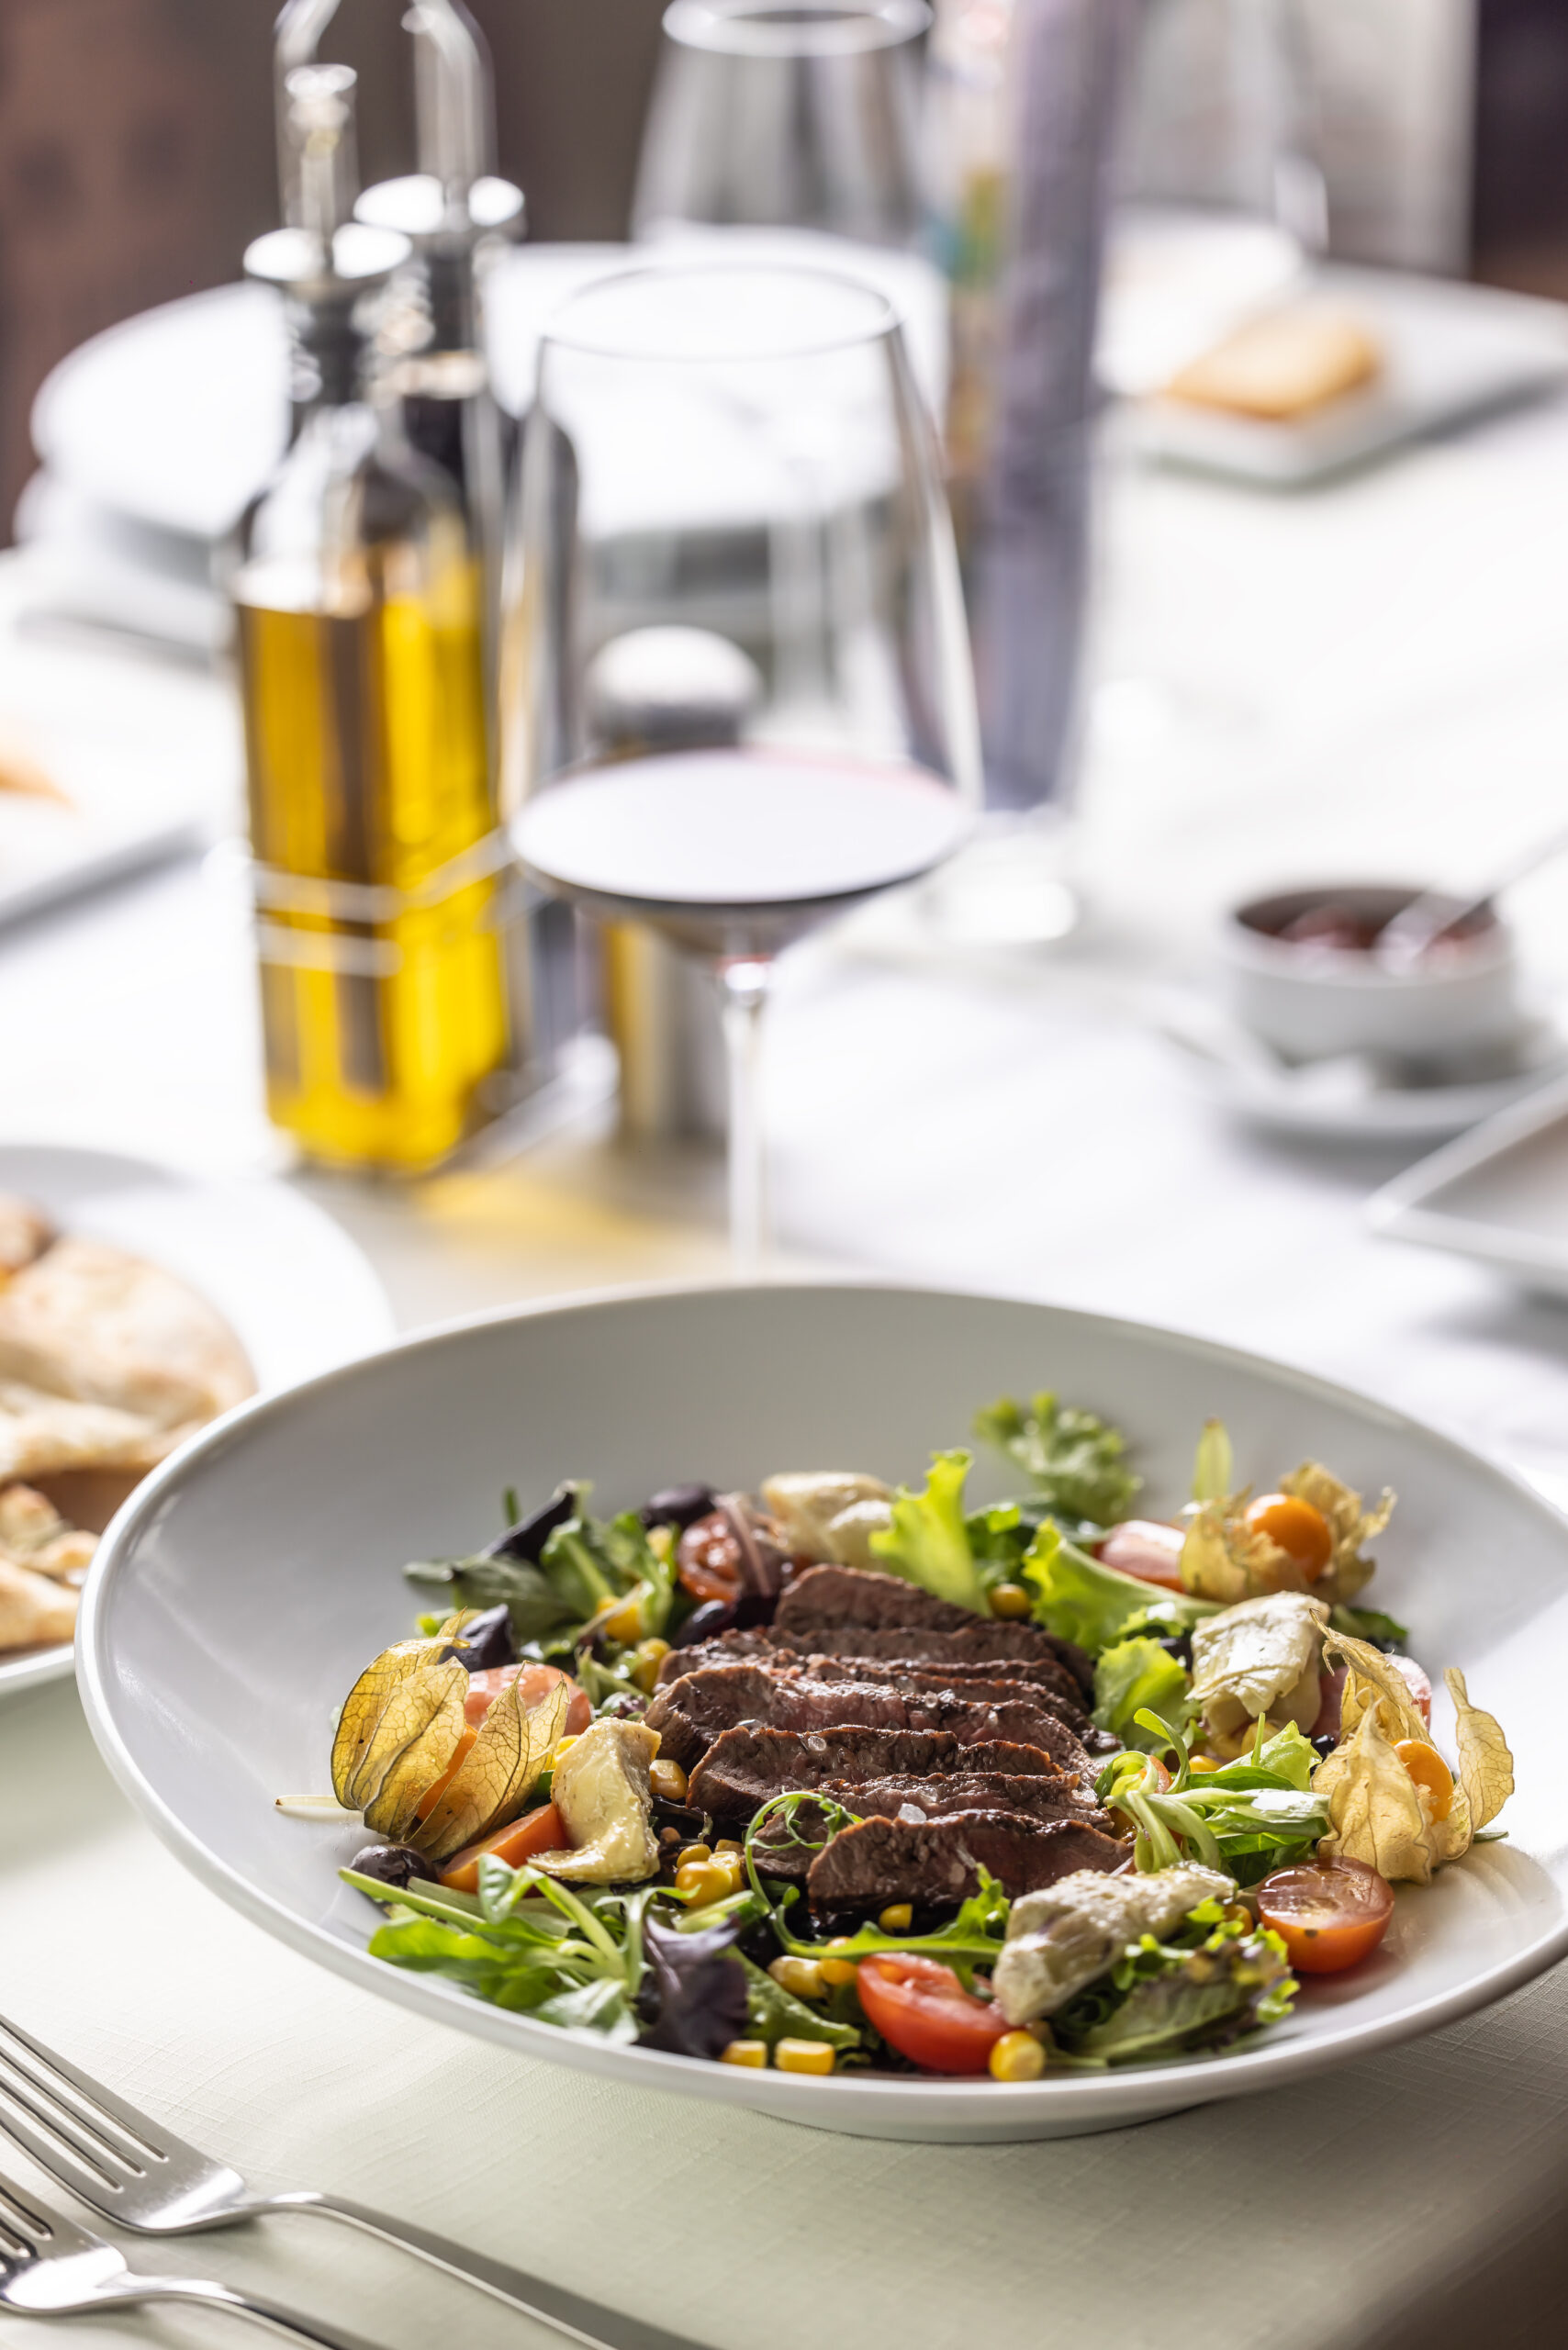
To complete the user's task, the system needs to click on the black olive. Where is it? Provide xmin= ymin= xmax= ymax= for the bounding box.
xmin=350 ymin=1843 xmax=438 ymax=1891
xmin=641 ymin=1482 xmax=716 ymax=1531
xmin=484 ymin=1482 xmax=577 ymax=1564
xmin=598 ymin=1691 xmax=648 ymax=1719
xmin=1311 ymin=1733 xmax=1338 ymax=1760
xmin=1159 ymin=1633 xmax=1194 ymax=1669
xmin=669 ymin=1597 xmax=736 ymax=1647
xmin=439 ymin=1602 xmax=515 ymax=1672
xmin=734 ymin=1589 xmax=778 ymax=1629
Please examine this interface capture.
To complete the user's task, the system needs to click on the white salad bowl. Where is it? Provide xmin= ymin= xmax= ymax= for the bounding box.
xmin=78 ymin=1282 xmax=1568 ymax=2144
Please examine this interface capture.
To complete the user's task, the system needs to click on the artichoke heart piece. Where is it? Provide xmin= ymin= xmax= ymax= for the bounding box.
xmin=1190 ymin=1592 xmax=1328 ymax=1737
xmin=410 ymin=1677 xmax=568 ymax=1863
xmin=760 ymin=1472 xmax=892 ymax=1568
xmin=530 ymin=1718 xmax=661 ymax=1884
xmin=993 ymin=1863 xmax=1235 ymax=2027
xmin=330 ymin=1617 xmax=475 ymax=1808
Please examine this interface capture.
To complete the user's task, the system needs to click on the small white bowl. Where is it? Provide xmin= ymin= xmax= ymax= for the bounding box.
xmin=1220 ymin=884 xmax=1522 ymax=1069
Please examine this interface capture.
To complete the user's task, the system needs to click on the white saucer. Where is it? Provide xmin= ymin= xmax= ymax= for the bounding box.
xmin=1157 ymin=993 xmax=1568 ymax=1142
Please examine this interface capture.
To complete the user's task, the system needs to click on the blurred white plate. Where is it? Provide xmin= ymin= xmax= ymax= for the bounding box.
xmin=29 ymin=238 xmax=947 ymax=550
xmin=1133 ymin=265 xmax=1568 ymax=487
xmin=0 ymin=1145 xmax=394 ymax=1701
xmin=0 ymin=756 xmax=209 ymax=932
xmin=78 ymin=1281 xmax=1561 ymax=2143
xmin=1369 ymin=1069 xmax=1568 ymax=1293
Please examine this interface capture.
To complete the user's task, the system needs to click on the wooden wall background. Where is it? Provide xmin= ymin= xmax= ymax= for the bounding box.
xmin=0 ymin=0 xmax=667 ymax=536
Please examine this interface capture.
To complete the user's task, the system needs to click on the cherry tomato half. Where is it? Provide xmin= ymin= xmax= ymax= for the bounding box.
xmin=854 ymin=1953 xmax=1013 ymax=2076
xmin=1256 ymin=1857 xmax=1394 ymax=1975
xmin=465 ymin=1663 xmax=592 ymax=1737
xmin=1097 ymin=1520 xmax=1186 ymax=1590
xmin=1245 ymin=1494 xmax=1333 ymax=1581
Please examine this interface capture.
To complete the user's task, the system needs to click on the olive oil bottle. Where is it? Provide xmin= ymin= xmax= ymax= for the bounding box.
xmin=234 ymin=65 xmax=516 ymax=1170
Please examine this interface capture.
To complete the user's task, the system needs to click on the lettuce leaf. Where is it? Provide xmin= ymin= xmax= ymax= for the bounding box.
xmin=868 ymin=1449 xmax=991 ymax=1612
xmin=973 ymin=1393 xmax=1140 ymax=1528
xmin=1023 ymin=1522 xmax=1217 ymax=1655
xmin=1092 ymin=1638 xmax=1191 ymax=1748
xmin=740 ymin=1955 xmax=861 ymax=2052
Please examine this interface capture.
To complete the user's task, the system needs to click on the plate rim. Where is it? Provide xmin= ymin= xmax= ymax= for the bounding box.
xmin=0 ymin=1140 xmax=394 ymax=1701
xmin=75 ymin=1275 xmax=1568 ymax=2133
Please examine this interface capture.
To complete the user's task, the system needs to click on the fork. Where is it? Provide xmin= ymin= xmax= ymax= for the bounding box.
xmin=0 ymin=2016 xmax=692 ymax=2350
xmin=0 ymin=2165 xmax=388 ymax=2346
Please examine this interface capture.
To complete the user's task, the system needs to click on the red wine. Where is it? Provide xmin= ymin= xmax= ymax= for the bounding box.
xmin=515 ymin=747 xmax=972 ymax=956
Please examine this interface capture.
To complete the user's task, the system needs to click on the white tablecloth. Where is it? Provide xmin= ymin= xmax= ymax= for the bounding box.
xmin=7 ymin=388 xmax=1568 ymax=2347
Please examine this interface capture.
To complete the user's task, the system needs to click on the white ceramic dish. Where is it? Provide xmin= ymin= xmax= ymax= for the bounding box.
xmin=0 ymin=1145 xmax=395 ymax=1700
xmin=78 ymin=1281 xmax=1563 ymax=2144
xmin=1219 ymin=885 xmax=1520 ymax=1069
xmin=1368 ymin=1069 xmax=1568 ymax=1296
xmin=1132 ymin=263 xmax=1568 ymax=488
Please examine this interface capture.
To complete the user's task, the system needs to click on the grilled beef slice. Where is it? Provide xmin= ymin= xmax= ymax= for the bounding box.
xmin=806 ymin=1812 xmax=1126 ymax=1908
xmin=659 ymin=1637 xmax=1090 ymax=1719
xmin=687 ymin=1725 xmax=1063 ymax=1823
xmin=646 ymin=1664 xmax=1093 ymax=1776
xmin=750 ymin=1772 xmax=1114 ymax=1879
xmin=790 ymin=1656 xmax=1091 ymax=1738
xmin=772 ymin=1565 xmax=1094 ymax=1698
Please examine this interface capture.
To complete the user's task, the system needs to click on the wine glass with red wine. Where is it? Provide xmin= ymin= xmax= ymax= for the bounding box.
xmin=500 ymin=262 xmax=980 ymax=1265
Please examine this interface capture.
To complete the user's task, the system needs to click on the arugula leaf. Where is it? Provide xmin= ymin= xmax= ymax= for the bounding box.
xmin=868 ymin=1449 xmax=991 ymax=1613
xmin=404 ymin=1551 xmax=579 ymax=1644
xmin=1329 ymin=1602 xmax=1410 ymax=1651
xmin=1022 ymin=1522 xmax=1217 ymax=1655
xmin=744 ymin=1797 xmax=1013 ymax=1986
xmin=1093 ymin=1638 xmax=1191 ymax=1748
xmin=973 ymin=1393 xmax=1140 ymax=1528
xmin=740 ymin=1955 xmax=861 ymax=2052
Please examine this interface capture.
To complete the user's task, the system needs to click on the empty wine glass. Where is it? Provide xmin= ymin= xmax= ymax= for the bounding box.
xmin=499 ymin=263 xmax=980 ymax=1268
xmin=633 ymin=0 xmax=930 ymax=250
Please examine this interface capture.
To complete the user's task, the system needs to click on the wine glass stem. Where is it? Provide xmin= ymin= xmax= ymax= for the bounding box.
xmin=717 ymin=956 xmax=771 ymax=1273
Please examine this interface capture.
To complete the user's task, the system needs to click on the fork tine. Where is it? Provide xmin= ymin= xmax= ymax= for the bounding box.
xmin=0 ymin=2165 xmax=100 ymax=2258
xmin=0 ymin=2016 xmax=170 ymax=2167
xmin=0 ymin=2071 xmax=133 ymax=2209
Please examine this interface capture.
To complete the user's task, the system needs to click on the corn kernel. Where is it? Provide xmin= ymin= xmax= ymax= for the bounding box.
xmin=720 ymin=2040 xmax=768 ymax=2068
xmin=1188 ymin=1754 xmax=1221 ymax=1774
xmin=775 ymin=2038 xmax=835 ymax=2076
xmin=990 ymin=1583 xmax=1032 ymax=1620
xmin=819 ymin=1937 xmax=859 ymax=1988
xmin=648 ymin=1758 xmax=689 ymax=1804
xmin=675 ymin=1861 xmax=729 ymax=1906
xmin=768 ymin=1956 xmax=825 ymax=2001
xmin=709 ymin=1852 xmax=746 ymax=1897
xmin=989 ymin=2030 xmax=1047 ymax=2084
xmin=713 ymin=1838 xmax=744 ymax=1856
xmin=601 ymin=1596 xmax=644 ymax=1644
xmin=877 ymin=1903 xmax=913 ymax=1933
xmin=677 ymin=1842 xmax=712 ymax=1869
xmin=631 ymin=1637 xmax=672 ymax=1695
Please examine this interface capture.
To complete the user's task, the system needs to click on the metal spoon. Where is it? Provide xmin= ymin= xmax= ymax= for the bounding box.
xmin=1377 ymin=822 xmax=1568 ymax=968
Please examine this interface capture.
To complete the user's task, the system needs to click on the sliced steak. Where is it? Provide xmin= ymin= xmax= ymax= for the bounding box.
xmin=659 ymin=1638 xmax=1090 ymax=1724
xmin=657 ymin=1628 xmax=777 ymax=1685
xmin=774 ymin=1565 xmax=988 ymax=1638
xmin=790 ymin=1655 xmax=1091 ymax=1738
xmin=750 ymin=1772 xmax=1114 ymax=1880
xmin=646 ymin=1664 xmax=1094 ymax=1777
xmin=772 ymin=1565 xmax=1094 ymax=1698
xmin=805 ymin=1812 xmax=1126 ymax=1908
xmin=687 ymin=1725 xmax=1063 ymax=1823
